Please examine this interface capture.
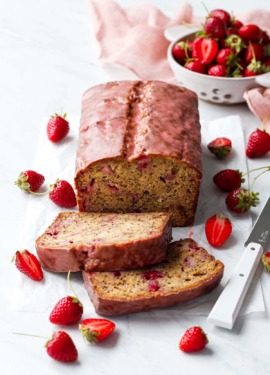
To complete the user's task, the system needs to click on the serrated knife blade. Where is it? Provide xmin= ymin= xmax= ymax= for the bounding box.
xmin=207 ymin=197 xmax=270 ymax=329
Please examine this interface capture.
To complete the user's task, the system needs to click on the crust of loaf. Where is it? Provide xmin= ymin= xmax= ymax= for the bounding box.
xmin=83 ymin=239 xmax=224 ymax=316
xmin=35 ymin=211 xmax=172 ymax=272
xmin=75 ymin=80 xmax=202 ymax=227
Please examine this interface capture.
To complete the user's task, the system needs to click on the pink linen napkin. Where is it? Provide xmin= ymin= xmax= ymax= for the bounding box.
xmin=88 ymin=0 xmax=270 ymax=123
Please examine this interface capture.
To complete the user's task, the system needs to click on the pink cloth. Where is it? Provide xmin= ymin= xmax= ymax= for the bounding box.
xmin=88 ymin=1 xmax=270 ymax=124
xmin=88 ymin=0 xmax=194 ymax=80
xmin=244 ymin=88 xmax=270 ymax=132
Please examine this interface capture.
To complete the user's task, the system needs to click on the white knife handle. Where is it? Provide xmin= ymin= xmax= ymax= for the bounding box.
xmin=207 ymin=242 xmax=263 ymax=329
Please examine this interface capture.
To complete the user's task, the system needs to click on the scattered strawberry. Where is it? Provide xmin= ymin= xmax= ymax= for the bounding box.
xmin=225 ymin=188 xmax=259 ymax=213
xmin=179 ymin=326 xmax=208 ymax=353
xmin=49 ymin=296 xmax=83 ymax=325
xmin=79 ymin=318 xmax=116 ymax=344
xmin=12 ymin=250 xmax=43 ymax=281
xmin=192 ymin=37 xmax=218 ymax=65
xmin=207 ymin=137 xmax=232 ymax=159
xmin=246 ymin=128 xmax=270 ymax=158
xmin=185 ymin=61 xmax=206 ymax=74
xmin=238 ymin=24 xmax=262 ymax=42
xmin=15 ymin=170 xmax=45 ymax=193
xmin=213 ymin=169 xmax=244 ymax=192
xmin=47 ymin=113 xmax=70 ymax=143
xmin=46 ymin=331 xmax=78 ymax=362
xmin=262 ymin=252 xmax=270 ymax=272
xmin=49 ymin=179 xmax=77 ymax=208
xmin=205 ymin=214 xmax=232 ymax=247
xmin=204 ymin=16 xmax=227 ymax=39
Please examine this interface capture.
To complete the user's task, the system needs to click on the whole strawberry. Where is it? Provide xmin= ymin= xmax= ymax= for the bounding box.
xmin=47 ymin=113 xmax=70 ymax=143
xmin=46 ymin=331 xmax=78 ymax=362
xmin=49 ymin=179 xmax=77 ymax=208
xmin=49 ymin=296 xmax=83 ymax=325
xmin=207 ymin=137 xmax=232 ymax=159
xmin=246 ymin=129 xmax=270 ymax=158
xmin=12 ymin=250 xmax=44 ymax=281
xmin=226 ymin=188 xmax=259 ymax=213
xmin=213 ymin=169 xmax=244 ymax=192
xmin=15 ymin=170 xmax=45 ymax=193
xmin=262 ymin=252 xmax=270 ymax=272
xmin=79 ymin=318 xmax=116 ymax=344
xmin=205 ymin=214 xmax=232 ymax=247
xmin=179 ymin=326 xmax=208 ymax=353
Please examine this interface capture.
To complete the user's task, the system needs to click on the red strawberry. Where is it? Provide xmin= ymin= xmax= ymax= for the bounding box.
xmin=79 ymin=318 xmax=116 ymax=344
xmin=204 ymin=16 xmax=227 ymax=39
xmin=15 ymin=170 xmax=45 ymax=193
xmin=245 ymin=43 xmax=265 ymax=63
xmin=238 ymin=24 xmax=262 ymax=42
xmin=185 ymin=61 xmax=206 ymax=74
xmin=246 ymin=129 xmax=270 ymax=158
xmin=179 ymin=326 xmax=208 ymax=353
xmin=232 ymin=19 xmax=243 ymax=29
xmin=49 ymin=296 xmax=83 ymax=325
xmin=172 ymin=41 xmax=191 ymax=64
xmin=46 ymin=331 xmax=78 ymax=362
xmin=216 ymin=48 xmax=236 ymax=66
xmin=244 ymin=60 xmax=263 ymax=77
xmin=12 ymin=250 xmax=43 ymax=281
xmin=49 ymin=179 xmax=77 ymax=208
xmin=205 ymin=214 xmax=232 ymax=247
xmin=225 ymin=188 xmax=259 ymax=213
xmin=213 ymin=169 xmax=244 ymax=192
xmin=262 ymin=251 xmax=270 ymax=272
xmin=47 ymin=113 xmax=70 ymax=143
xmin=192 ymin=37 xmax=218 ymax=65
xmin=208 ymin=64 xmax=227 ymax=77
xmin=209 ymin=9 xmax=231 ymax=26
xmin=260 ymin=31 xmax=270 ymax=45
xmin=207 ymin=137 xmax=232 ymax=159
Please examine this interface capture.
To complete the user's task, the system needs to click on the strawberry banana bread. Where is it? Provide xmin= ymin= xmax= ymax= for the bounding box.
xmin=83 ymin=238 xmax=224 ymax=316
xmin=35 ymin=211 xmax=172 ymax=272
xmin=75 ymin=80 xmax=202 ymax=227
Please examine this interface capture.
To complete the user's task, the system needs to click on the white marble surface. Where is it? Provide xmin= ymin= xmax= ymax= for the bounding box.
xmin=1 ymin=0 xmax=270 ymax=374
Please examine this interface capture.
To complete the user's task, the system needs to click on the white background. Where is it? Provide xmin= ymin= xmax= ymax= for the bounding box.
xmin=1 ymin=0 xmax=270 ymax=374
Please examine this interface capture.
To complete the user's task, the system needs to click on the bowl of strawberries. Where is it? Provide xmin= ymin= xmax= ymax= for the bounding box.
xmin=166 ymin=8 xmax=270 ymax=104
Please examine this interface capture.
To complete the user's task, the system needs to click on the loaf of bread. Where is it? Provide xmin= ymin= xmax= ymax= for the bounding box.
xmin=35 ymin=211 xmax=172 ymax=272
xmin=83 ymin=239 xmax=224 ymax=316
xmin=75 ymin=80 xmax=202 ymax=227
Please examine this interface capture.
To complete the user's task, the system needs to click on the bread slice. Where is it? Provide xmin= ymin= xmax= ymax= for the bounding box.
xmin=35 ymin=211 xmax=172 ymax=272
xmin=83 ymin=239 xmax=224 ymax=316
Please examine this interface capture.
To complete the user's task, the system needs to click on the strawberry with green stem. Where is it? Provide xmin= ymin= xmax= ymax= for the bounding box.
xmin=14 ymin=331 xmax=78 ymax=363
xmin=49 ymin=271 xmax=83 ymax=325
xmin=15 ymin=170 xmax=45 ymax=193
xmin=225 ymin=165 xmax=270 ymax=213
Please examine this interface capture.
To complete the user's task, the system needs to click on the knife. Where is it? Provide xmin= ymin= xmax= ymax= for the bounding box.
xmin=207 ymin=197 xmax=270 ymax=329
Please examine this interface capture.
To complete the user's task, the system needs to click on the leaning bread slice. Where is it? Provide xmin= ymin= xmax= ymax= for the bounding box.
xmin=83 ymin=238 xmax=224 ymax=316
xmin=35 ymin=211 xmax=172 ymax=272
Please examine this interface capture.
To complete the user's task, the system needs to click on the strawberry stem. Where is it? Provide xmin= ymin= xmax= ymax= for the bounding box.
xmin=242 ymin=165 xmax=270 ymax=177
xmin=12 ymin=332 xmax=48 ymax=340
xmin=67 ymin=271 xmax=78 ymax=300
xmin=250 ymin=168 xmax=270 ymax=191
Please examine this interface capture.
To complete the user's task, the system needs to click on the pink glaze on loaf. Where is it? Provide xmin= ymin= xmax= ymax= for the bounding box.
xmin=75 ymin=81 xmax=202 ymax=227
